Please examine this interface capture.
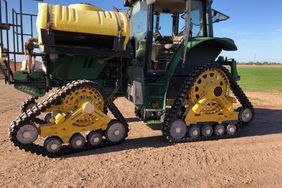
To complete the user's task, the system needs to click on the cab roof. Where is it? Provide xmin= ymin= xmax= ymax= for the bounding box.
xmin=147 ymin=0 xmax=210 ymax=13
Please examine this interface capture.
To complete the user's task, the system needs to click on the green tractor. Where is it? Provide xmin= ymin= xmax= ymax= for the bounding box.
xmin=0 ymin=0 xmax=254 ymax=156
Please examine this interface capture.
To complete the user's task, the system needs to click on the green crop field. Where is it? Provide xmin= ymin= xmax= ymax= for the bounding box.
xmin=237 ymin=66 xmax=282 ymax=92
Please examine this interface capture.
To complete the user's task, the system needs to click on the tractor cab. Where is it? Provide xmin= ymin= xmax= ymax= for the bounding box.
xmin=126 ymin=0 xmax=229 ymax=73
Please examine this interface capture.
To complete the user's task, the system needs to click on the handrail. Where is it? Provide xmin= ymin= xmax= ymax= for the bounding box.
xmin=0 ymin=0 xmax=40 ymax=83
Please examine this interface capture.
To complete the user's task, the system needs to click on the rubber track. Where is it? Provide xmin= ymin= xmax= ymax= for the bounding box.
xmin=21 ymin=96 xmax=39 ymax=113
xmin=162 ymin=63 xmax=254 ymax=143
xmin=9 ymin=80 xmax=129 ymax=157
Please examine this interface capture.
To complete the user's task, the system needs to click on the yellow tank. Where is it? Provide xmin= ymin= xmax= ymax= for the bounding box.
xmin=36 ymin=3 xmax=130 ymax=50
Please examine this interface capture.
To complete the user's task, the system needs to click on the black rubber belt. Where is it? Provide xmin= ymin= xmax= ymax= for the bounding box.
xmin=9 ymin=80 xmax=129 ymax=158
xmin=162 ymin=63 xmax=254 ymax=143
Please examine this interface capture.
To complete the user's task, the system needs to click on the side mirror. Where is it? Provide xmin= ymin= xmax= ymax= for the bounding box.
xmin=212 ymin=9 xmax=229 ymax=23
xmin=124 ymin=0 xmax=130 ymax=7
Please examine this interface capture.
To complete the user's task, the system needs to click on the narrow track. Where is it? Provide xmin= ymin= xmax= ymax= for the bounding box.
xmin=20 ymin=96 xmax=39 ymax=113
xmin=162 ymin=63 xmax=254 ymax=143
xmin=9 ymin=80 xmax=129 ymax=157
xmin=9 ymin=64 xmax=253 ymax=157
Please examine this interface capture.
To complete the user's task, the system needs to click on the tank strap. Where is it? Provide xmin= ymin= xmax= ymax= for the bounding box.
xmin=112 ymin=7 xmax=122 ymax=40
xmin=47 ymin=5 xmax=52 ymax=33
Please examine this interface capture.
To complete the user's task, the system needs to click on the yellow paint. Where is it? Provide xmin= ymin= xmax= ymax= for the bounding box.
xmin=184 ymin=68 xmax=239 ymax=125
xmin=39 ymin=86 xmax=111 ymax=143
xmin=69 ymin=4 xmax=102 ymax=11
xmin=36 ymin=3 xmax=130 ymax=49
xmin=40 ymin=102 xmax=111 ymax=143
xmin=54 ymin=113 xmax=66 ymax=124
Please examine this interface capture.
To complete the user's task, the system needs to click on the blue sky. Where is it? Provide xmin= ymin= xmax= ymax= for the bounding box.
xmin=8 ymin=0 xmax=282 ymax=63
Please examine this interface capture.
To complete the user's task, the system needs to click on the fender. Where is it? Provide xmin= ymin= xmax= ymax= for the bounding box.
xmin=187 ymin=37 xmax=237 ymax=51
xmin=166 ymin=37 xmax=237 ymax=99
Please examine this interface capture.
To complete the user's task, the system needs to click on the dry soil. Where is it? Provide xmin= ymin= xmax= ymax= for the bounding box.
xmin=0 ymin=80 xmax=282 ymax=188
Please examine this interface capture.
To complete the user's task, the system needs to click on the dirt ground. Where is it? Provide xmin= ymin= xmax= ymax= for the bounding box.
xmin=0 ymin=80 xmax=282 ymax=188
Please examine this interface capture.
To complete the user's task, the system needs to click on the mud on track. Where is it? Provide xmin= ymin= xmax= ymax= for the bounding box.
xmin=0 ymin=80 xmax=282 ymax=188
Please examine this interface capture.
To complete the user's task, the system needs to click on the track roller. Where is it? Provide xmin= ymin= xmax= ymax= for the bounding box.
xmin=169 ymin=119 xmax=187 ymax=141
xmin=201 ymin=124 xmax=213 ymax=137
xmin=70 ymin=134 xmax=86 ymax=149
xmin=188 ymin=125 xmax=201 ymax=139
xmin=44 ymin=137 xmax=63 ymax=153
xmin=214 ymin=124 xmax=225 ymax=136
xmin=226 ymin=124 xmax=237 ymax=136
xmin=87 ymin=131 xmax=103 ymax=146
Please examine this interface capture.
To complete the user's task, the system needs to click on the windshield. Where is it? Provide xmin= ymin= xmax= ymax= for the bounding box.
xmin=153 ymin=0 xmax=204 ymax=38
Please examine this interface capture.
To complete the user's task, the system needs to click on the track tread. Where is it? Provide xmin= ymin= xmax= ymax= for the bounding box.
xmin=9 ymin=80 xmax=129 ymax=157
xmin=162 ymin=63 xmax=254 ymax=143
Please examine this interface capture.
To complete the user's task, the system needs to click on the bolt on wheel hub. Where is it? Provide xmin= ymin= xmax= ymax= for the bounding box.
xmin=93 ymin=137 xmax=100 ymax=143
xmin=76 ymin=140 xmax=83 ymax=146
xmin=114 ymin=130 xmax=120 ymax=136
xmin=192 ymin=130 xmax=198 ymax=136
xmin=23 ymin=131 xmax=32 ymax=139
xmin=175 ymin=127 xmax=181 ymax=134
xmin=50 ymin=143 xmax=59 ymax=151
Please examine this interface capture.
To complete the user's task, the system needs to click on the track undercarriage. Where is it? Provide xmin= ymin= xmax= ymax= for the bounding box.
xmin=163 ymin=63 xmax=254 ymax=143
xmin=9 ymin=64 xmax=254 ymax=157
xmin=9 ymin=80 xmax=129 ymax=157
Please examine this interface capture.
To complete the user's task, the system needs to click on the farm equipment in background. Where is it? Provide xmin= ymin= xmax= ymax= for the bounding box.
xmin=0 ymin=0 xmax=254 ymax=157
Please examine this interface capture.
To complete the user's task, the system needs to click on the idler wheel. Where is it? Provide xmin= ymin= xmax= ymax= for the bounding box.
xmin=16 ymin=124 xmax=39 ymax=144
xmin=239 ymin=108 xmax=253 ymax=123
xmin=169 ymin=119 xmax=187 ymax=141
xmin=106 ymin=120 xmax=126 ymax=143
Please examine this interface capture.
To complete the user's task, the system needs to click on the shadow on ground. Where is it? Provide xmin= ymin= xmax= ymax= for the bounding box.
xmin=239 ymin=108 xmax=282 ymax=137
xmin=64 ymin=108 xmax=282 ymax=158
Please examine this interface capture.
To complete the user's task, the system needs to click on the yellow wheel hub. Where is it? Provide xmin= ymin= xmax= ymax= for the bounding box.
xmin=60 ymin=86 xmax=105 ymax=127
xmin=40 ymin=83 xmax=111 ymax=143
xmin=185 ymin=67 xmax=239 ymax=125
xmin=190 ymin=68 xmax=230 ymax=114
